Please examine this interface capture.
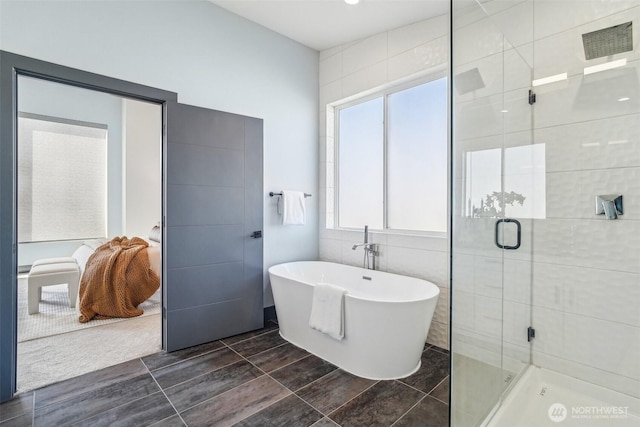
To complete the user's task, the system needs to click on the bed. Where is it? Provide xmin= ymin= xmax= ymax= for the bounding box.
xmin=71 ymin=227 xmax=161 ymax=322
xmin=72 ymin=239 xmax=161 ymax=278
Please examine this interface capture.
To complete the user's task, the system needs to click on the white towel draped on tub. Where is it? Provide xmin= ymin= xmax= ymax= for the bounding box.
xmin=282 ymin=190 xmax=306 ymax=225
xmin=309 ymin=282 xmax=347 ymax=340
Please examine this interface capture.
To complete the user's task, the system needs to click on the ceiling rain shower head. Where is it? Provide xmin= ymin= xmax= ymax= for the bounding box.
xmin=582 ymin=21 xmax=633 ymax=60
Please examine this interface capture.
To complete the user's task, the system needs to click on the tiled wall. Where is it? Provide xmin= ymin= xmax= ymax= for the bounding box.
xmin=317 ymin=14 xmax=450 ymax=349
xmin=452 ymin=0 xmax=640 ymax=399
xmin=531 ymin=1 xmax=640 ymax=399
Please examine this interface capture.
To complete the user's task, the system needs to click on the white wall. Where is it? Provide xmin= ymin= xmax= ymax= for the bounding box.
xmin=318 ymin=15 xmax=450 ymax=350
xmin=0 ymin=0 xmax=319 ymax=306
xmin=451 ymin=0 xmax=640 ymax=400
xmin=122 ymin=99 xmax=162 ymax=239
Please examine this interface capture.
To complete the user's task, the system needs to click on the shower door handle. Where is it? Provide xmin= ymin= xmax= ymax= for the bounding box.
xmin=495 ymin=218 xmax=521 ymax=250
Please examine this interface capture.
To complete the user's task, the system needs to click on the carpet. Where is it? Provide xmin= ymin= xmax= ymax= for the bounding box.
xmin=17 ymin=313 xmax=161 ymax=393
xmin=18 ymin=277 xmax=161 ymax=343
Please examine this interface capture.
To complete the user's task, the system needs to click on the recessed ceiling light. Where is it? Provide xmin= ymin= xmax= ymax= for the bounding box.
xmin=618 ymin=97 xmax=630 ymax=102
xmin=345 ymin=0 xmax=360 ymax=5
xmin=584 ymin=58 xmax=627 ymax=75
xmin=532 ymin=73 xmax=567 ymax=87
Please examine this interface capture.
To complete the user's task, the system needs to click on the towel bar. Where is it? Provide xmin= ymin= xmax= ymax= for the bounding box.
xmin=269 ymin=192 xmax=312 ymax=197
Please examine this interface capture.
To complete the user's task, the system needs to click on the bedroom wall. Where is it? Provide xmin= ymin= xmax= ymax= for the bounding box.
xmin=122 ymin=99 xmax=162 ymax=240
xmin=0 ymin=0 xmax=319 ymax=307
xmin=16 ymin=77 xmax=124 ymax=266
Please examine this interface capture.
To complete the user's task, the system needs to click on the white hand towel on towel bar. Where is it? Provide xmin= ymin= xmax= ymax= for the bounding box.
xmin=282 ymin=190 xmax=306 ymax=225
xmin=308 ymin=282 xmax=347 ymax=340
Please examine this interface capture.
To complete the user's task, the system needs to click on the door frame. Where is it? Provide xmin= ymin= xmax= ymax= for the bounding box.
xmin=0 ymin=51 xmax=177 ymax=401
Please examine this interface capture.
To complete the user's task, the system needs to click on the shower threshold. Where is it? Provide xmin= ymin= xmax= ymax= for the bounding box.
xmin=484 ymin=365 xmax=640 ymax=427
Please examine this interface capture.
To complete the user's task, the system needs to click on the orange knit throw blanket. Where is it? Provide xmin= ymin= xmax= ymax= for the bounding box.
xmin=79 ymin=236 xmax=160 ymax=323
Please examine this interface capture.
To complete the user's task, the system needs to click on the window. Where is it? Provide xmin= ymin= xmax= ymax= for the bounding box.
xmin=18 ymin=113 xmax=108 ymax=243
xmin=336 ymin=76 xmax=448 ymax=233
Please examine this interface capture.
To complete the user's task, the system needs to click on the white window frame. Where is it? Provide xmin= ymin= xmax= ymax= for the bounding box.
xmin=332 ymin=72 xmax=449 ymax=236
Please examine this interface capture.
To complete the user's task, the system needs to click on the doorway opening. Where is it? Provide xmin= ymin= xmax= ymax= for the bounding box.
xmin=16 ymin=75 xmax=163 ymax=393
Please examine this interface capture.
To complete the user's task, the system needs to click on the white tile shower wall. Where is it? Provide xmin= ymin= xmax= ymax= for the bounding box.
xmin=453 ymin=0 xmax=640 ymax=397
xmin=318 ymin=13 xmax=450 ymax=349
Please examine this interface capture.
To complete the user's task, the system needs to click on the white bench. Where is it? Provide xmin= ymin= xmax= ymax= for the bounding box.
xmin=28 ymin=259 xmax=81 ymax=315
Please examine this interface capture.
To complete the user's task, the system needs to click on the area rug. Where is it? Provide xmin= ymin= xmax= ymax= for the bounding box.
xmin=18 ymin=277 xmax=161 ymax=343
xmin=17 ymin=313 xmax=161 ymax=393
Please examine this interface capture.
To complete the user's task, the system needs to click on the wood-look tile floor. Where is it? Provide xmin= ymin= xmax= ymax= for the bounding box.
xmin=0 ymin=322 xmax=449 ymax=427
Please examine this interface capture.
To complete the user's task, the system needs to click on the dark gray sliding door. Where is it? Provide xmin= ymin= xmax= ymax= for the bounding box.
xmin=165 ymin=102 xmax=263 ymax=351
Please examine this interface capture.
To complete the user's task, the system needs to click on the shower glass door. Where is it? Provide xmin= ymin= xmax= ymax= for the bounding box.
xmin=451 ymin=0 xmax=536 ymax=425
xmin=453 ymin=0 xmax=640 ymax=426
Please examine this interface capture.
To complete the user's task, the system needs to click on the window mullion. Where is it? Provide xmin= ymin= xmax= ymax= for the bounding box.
xmin=383 ymin=93 xmax=389 ymax=231
xmin=333 ymin=107 xmax=340 ymax=229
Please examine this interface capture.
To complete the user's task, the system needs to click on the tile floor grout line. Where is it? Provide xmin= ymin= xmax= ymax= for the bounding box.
xmin=397 ymin=378 xmax=429 ymax=397
xmin=322 ymin=378 xmax=381 ymax=421
xmin=147 ymin=414 xmax=186 ymax=427
xmin=240 ymin=341 xmax=290 ymax=360
xmin=144 ymin=342 xmax=226 ymax=373
xmin=257 ymin=348 xmax=333 ymax=416
xmin=427 ymin=393 xmax=449 ymax=406
xmin=426 ymin=375 xmax=448 ymax=396
xmin=231 ymin=388 xmax=300 ymax=425
xmin=221 ymin=339 xmax=271 ymax=375
xmin=260 ymin=351 xmax=313 ymax=375
xmin=283 ymin=362 xmax=339 ymax=394
xmin=0 ymin=394 xmax=37 ymax=427
xmin=174 ymin=374 xmax=271 ymax=419
xmin=31 ymin=369 xmax=159 ymax=425
xmin=169 ymin=343 xmax=279 ymax=417
xmin=228 ymin=341 xmax=329 ymax=424
xmin=29 ymin=362 xmax=148 ymax=412
xmin=65 ymin=390 xmax=168 ymax=427
xmin=143 ymin=357 xmax=189 ymax=427
xmin=259 ymin=367 xmax=335 ymax=425
xmin=430 ymin=346 xmax=449 ymax=356
xmin=389 ymin=394 xmax=427 ymax=427
xmin=220 ymin=326 xmax=279 ymax=347
xmin=152 ymin=355 xmax=247 ymax=392
xmin=292 ymin=389 xmax=334 ymax=419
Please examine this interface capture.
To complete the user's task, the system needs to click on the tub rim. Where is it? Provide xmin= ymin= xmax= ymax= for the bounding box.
xmin=268 ymin=261 xmax=440 ymax=304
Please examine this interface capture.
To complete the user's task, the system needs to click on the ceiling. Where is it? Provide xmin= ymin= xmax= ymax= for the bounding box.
xmin=209 ymin=0 xmax=449 ymax=51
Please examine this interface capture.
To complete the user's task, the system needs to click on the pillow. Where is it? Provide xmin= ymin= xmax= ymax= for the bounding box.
xmin=149 ymin=225 xmax=161 ymax=243
xmin=72 ymin=244 xmax=96 ymax=274
xmin=83 ymin=238 xmax=107 ymax=251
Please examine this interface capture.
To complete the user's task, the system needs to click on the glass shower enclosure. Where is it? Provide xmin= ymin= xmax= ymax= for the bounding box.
xmin=451 ymin=1 xmax=640 ymax=426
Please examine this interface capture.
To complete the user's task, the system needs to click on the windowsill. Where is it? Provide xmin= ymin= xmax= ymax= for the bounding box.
xmin=327 ymin=226 xmax=448 ymax=239
xmin=18 ymin=238 xmax=106 ymax=245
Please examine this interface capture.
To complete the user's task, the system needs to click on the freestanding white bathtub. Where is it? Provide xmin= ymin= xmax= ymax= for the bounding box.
xmin=268 ymin=261 xmax=440 ymax=380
